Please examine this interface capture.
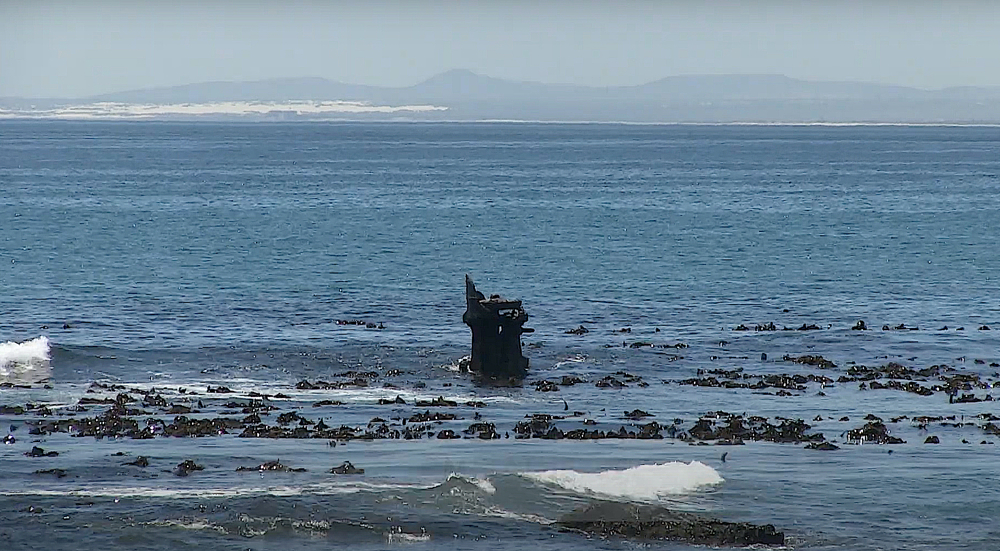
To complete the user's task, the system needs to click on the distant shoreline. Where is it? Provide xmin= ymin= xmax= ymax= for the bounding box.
xmin=2 ymin=115 xmax=999 ymax=127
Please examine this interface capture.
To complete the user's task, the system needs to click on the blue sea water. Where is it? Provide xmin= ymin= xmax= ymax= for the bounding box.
xmin=1 ymin=121 xmax=1000 ymax=550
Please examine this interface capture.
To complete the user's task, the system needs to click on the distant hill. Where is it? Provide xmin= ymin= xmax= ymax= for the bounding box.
xmin=4 ymin=70 xmax=1000 ymax=123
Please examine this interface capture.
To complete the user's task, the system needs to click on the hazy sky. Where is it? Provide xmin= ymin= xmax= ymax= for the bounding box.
xmin=2 ymin=0 xmax=999 ymax=98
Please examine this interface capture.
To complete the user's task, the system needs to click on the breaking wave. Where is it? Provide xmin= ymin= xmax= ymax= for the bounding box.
xmin=0 ymin=336 xmax=51 ymax=382
xmin=520 ymin=461 xmax=723 ymax=502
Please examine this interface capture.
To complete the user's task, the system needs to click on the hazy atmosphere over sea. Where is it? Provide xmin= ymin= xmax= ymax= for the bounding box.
xmin=3 ymin=2 xmax=1000 ymax=550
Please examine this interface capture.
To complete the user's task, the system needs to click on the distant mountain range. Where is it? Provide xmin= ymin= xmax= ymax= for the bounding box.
xmin=4 ymin=69 xmax=1000 ymax=123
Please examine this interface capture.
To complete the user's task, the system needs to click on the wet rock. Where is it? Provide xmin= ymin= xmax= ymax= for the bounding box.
xmin=846 ymin=421 xmax=905 ymax=444
xmin=852 ymin=320 xmax=867 ymax=330
xmin=415 ymin=396 xmax=458 ymax=407
xmin=565 ymin=325 xmax=589 ymax=335
xmin=436 ymin=429 xmax=461 ymax=439
xmin=595 ymin=376 xmax=626 ymax=388
xmin=408 ymin=410 xmax=458 ymax=423
xmin=2 ymin=434 xmax=14 ymax=444
xmin=125 ymin=456 xmax=149 ymax=467
xmin=625 ymin=409 xmax=653 ymax=420
xmin=276 ymin=412 xmax=308 ymax=425
xmin=805 ymin=442 xmax=840 ymax=451
xmin=330 ymin=461 xmax=364 ymax=475
xmin=463 ymin=422 xmax=500 ymax=439
xmin=783 ymin=355 xmax=836 ymax=369
xmin=377 ymin=395 xmax=407 ymax=405
xmin=162 ymin=416 xmax=244 ymax=437
xmin=952 ymin=393 xmax=983 ymax=404
xmin=206 ymin=385 xmax=233 ymax=394
xmin=312 ymin=400 xmax=344 ymax=407
xmin=173 ymin=459 xmax=204 ymax=476
xmin=34 ymin=468 xmax=68 ymax=478
xmin=236 ymin=460 xmax=306 ymax=472
xmin=686 ymin=413 xmax=823 ymax=445
xmin=25 ymin=446 xmax=58 ymax=457
xmin=924 ymin=436 xmax=940 ymax=444
xmin=533 ymin=380 xmax=560 ymax=392
xmin=556 ymin=501 xmax=784 ymax=546
xmin=142 ymin=394 xmax=167 ymax=407
xmin=797 ymin=324 xmax=821 ymax=331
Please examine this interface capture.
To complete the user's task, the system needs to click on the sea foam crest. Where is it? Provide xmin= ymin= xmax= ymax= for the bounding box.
xmin=0 ymin=336 xmax=51 ymax=378
xmin=521 ymin=461 xmax=723 ymax=502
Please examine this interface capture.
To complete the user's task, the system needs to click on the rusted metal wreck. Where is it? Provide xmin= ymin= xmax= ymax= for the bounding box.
xmin=462 ymin=275 xmax=532 ymax=381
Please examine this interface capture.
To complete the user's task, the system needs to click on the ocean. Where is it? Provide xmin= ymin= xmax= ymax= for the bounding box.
xmin=1 ymin=120 xmax=999 ymax=550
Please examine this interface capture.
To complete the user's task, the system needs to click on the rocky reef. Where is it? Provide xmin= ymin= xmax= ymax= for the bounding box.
xmin=556 ymin=501 xmax=784 ymax=546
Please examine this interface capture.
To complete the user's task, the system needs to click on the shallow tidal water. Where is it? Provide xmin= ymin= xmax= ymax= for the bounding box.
xmin=2 ymin=121 xmax=1000 ymax=550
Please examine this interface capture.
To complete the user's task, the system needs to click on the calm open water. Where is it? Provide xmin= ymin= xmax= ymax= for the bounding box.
xmin=1 ymin=121 xmax=1000 ymax=550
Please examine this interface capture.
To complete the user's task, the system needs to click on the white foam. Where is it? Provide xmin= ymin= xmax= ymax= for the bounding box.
xmin=0 ymin=336 xmax=51 ymax=380
xmin=521 ymin=461 xmax=723 ymax=502
xmin=140 ymin=519 xmax=228 ymax=534
xmin=441 ymin=355 xmax=470 ymax=372
xmin=446 ymin=473 xmax=496 ymax=494
xmin=0 ymin=481 xmax=426 ymax=499
xmin=482 ymin=507 xmax=554 ymax=525
xmin=0 ymin=336 xmax=50 ymax=368
xmin=554 ymin=354 xmax=588 ymax=368
xmin=386 ymin=530 xmax=431 ymax=543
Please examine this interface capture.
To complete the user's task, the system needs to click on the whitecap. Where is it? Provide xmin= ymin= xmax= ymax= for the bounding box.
xmin=520 ymin=461 xmax=723 ymax=502
xmin=446 ymin=473 xmax=496 ymax=494
xmin=140 ymin=519 xmax=229 ymax=534
xmin=0 ymin=336 xmax=51 ymax=383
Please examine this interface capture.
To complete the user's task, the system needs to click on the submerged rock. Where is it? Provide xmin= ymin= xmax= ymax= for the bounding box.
xmin=236 ymin=460 xmax=306 ymax=472
xmin=173 ymin=459 xmax=204 ymax=476
xmin=330 ymin=461 xmax=364 ymax=475
xmin=556 ymin=501 xmax=784 ymax=546
xmin=25 ymin=446 xmax=58 ymax=457
xmin=125 ymin=456 xmax=150 ymax=467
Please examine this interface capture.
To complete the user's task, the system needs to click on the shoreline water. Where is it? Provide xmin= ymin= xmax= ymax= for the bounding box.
xmin=2 ymin=121 xmax=999 ymax=549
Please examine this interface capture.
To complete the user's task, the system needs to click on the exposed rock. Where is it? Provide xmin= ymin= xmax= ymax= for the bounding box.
xmin=415 ymin=396 xmax=458 ymax=407
xmin=330 ymin=461 xmax=364 ymax=475
xmin=805 ymin=442 xmax=840 ymax=451
xmin=236 ymin=460 xmax=306 ymax=472
xmin=534 ymin=380 xmax=560 ymax=392
xmin=34 ymin=468 xmax=68 ymax=478
xmin=784 ymin=355 xmax=836 ymax=369
xmin=25 ymin=446 xmax=58 ymax=457
xmin=556 ymin=501 xmax=784 ymax=546
xmin=846 ymin=421 xmax=905 ymax=444
xmin=125 ymin=456 xmax=149 ymax=467
xmin=377 ymin=395 xmax=407 ymax=405
xmin=408 ymin=410 xmax=458 ymax=423
xmin=174 ymin=459 xmax=204 ymax=476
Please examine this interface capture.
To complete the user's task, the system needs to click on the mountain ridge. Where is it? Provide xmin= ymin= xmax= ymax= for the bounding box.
xmin=5 ymin=70 xmax=1000 ymax=123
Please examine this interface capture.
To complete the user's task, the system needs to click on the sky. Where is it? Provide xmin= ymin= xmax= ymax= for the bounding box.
xmin=2 ymin=0 xmax=999 ymax=98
